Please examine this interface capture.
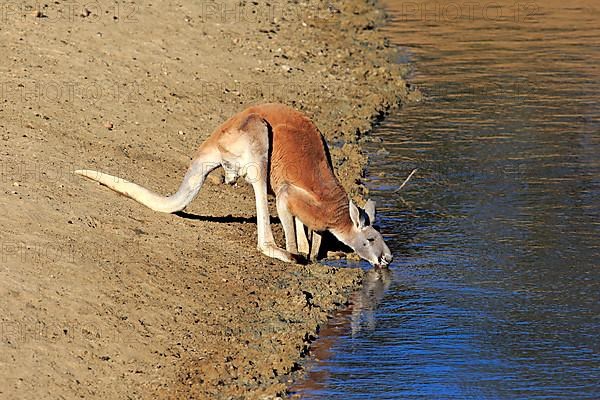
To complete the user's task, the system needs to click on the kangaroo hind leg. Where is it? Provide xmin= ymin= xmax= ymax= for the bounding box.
xmin=222 ymin=113 xmax=294 ymax=263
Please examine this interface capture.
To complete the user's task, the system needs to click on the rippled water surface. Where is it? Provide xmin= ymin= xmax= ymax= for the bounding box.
xmin=294 ymin=0 xmax=600 ymax=398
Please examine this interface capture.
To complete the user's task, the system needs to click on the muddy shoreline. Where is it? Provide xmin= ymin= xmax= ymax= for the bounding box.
xmin=0 ymin=0 xmax=408 ymax=398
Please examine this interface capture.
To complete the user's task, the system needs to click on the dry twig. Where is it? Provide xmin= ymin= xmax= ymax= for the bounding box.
xmin=394 ymin=168 xmax=418 ymax=192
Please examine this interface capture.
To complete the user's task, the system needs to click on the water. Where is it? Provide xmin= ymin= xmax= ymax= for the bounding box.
xmin=294 ymin=1 xmax=600 ymax=398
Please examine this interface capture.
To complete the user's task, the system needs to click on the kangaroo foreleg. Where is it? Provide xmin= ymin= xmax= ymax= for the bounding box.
xmin=295 ymin=217 xmax=310 ymax=256
xmin=310 ymin=231 xmax=322 ymax=261
xmin=276 ymin=186 xmax=298 ymax=254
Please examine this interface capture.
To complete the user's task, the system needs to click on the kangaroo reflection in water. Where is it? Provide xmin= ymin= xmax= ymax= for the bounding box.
xmin=350 ymin=267 xmax=392 ymax=336
xmin=290 ymin=267 xmax=394 ymax=396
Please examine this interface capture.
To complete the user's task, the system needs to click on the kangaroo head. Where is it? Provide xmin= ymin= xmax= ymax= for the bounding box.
xmin=343 ymin=199 xmax=393 ymax=268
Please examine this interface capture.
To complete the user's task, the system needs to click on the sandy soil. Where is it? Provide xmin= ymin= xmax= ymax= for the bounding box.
xmin=0 ymin=0 xmax=408 ymax=398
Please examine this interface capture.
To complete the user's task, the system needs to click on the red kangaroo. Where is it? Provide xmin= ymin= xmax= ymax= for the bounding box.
xmin=76 ymin=103 xmax=393 ymax=266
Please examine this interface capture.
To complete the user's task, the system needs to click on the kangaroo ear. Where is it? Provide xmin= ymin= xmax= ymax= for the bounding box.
xmin=364 ymin=199 xmax=376 ymax=224
xmin=349 ymin=199 xmax=362 ymax=228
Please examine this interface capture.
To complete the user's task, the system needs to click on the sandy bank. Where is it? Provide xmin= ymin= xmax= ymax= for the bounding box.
xmin=0 ymin=0 xmax=408 ymax=398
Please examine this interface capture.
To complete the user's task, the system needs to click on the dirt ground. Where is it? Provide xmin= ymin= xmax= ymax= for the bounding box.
xmin=0 ymin=0 xmax=408 ymax=398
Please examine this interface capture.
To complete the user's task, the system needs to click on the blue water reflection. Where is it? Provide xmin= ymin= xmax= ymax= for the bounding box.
xmin=293 ymin=0 xmax=600 ymax=398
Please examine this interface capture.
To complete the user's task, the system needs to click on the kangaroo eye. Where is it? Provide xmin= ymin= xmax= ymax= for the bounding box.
xmin=367 ymin=238 xmax=375 ymax=243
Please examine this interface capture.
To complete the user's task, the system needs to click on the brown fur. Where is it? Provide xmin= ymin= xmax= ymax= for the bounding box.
xmin=76 ymin=103 xmax=391 ymax=265
xmin=199 ymin=103 xmax=353 ymax=233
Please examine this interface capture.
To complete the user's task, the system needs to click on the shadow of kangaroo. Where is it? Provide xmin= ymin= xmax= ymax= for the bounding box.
xmin=75 ymin=103 xmax=393 ymax=267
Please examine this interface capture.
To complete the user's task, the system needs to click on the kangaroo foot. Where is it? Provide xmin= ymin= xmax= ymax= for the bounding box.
xmin=259 ymin=243 xmax=298 ymax=263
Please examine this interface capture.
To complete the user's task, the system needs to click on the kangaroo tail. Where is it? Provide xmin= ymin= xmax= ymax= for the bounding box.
xmin=74 ymin=149 xmax=221 ymax=213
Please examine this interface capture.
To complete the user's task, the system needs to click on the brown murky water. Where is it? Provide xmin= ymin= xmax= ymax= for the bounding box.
xmin=294 ymin=1 xmax=599 ymax=398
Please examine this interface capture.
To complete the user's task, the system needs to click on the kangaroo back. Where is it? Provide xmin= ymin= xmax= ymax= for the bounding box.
xmin=247 ymin=104 xmax=346 ymax=199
